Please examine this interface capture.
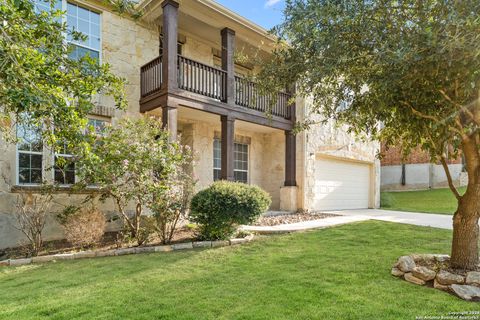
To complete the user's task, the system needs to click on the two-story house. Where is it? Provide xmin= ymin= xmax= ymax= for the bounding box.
xmin=0 ymin=0 xmax=380 ymax=249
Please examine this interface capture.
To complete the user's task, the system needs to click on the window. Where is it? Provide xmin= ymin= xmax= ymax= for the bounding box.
xmin=54 ymin=143 xmax=75 ymax=185
xmin=213 ymin=139 xmax=249 ymax=183
xmin=88 ymin=118 xmax=108 ymax=135
xmin=67 ymin=3 xmax=101 ymax=60
xmin=17 ymin=124 xmax=43 ymax=185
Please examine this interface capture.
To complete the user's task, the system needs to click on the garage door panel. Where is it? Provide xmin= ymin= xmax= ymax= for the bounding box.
xmin=313 ymin=158 xmax=370 ymax=210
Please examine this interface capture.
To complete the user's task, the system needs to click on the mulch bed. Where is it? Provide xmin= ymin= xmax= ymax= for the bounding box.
xmin=1 ymin=227 xmax=197 ymax=260
xmin=254 ymin=212 xmax=339 ymax=226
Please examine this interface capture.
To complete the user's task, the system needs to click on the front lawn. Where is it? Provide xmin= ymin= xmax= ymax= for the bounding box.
xmin=381 ymin=187 xmax=466 ymax=214
xmin=0 ymin=221 xmax=475 ymax=319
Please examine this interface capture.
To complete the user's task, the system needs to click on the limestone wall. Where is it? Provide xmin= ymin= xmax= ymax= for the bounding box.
xmin=296 ymin=97 xmax=381 ymax=210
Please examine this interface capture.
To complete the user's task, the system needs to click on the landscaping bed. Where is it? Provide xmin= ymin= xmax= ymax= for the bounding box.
xmin=254 ymin=212 xmax=338 ymax=226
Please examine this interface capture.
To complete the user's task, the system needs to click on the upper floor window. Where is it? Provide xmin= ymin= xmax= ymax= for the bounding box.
xmin=17 ymin=124 xmax=43 ymax=185
xmin=34 ymin=0 xmax=101 ymax=61
xmin=213 ymin=139 xmax=249 ymax=183
xmin=67 ymin=3 xmax=101 ymax=60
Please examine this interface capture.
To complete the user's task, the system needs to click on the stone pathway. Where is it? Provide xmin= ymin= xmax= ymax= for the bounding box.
xmin=242 ymin=209 xmax=453 ymax=234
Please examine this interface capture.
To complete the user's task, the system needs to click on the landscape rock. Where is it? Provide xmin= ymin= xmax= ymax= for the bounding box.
xmin=436 ymin=270 xmax=464 ymax=285
xmin=154 ymin=245 xmax=173 ymax=252
xmin=115 ymin=248 xmax=135 ymax=256
xmin=95 ymin=250 xmax=115 ymax=257
xmin=74 ymin=251 xmax=96 ymax=259
xmin=230 ymin=238 xmax=247 ymax=245
xmin=53 ymin=253 xmax=75 ymax=260
xmin=391 ymin=267 xmax=404 ymax=277
xmin=410 ymin=254 xmax=435 ymax=263
xmin=433 ymin=254 xmax=450 ymax=263
xmin=32 ymin=255 xmax=55 ymax=263
xmin=451 ymin=284 xmax=480 ymax=301
xmin=397 ymin=256 xmax=416 ymax=272
xmin=212 ymin=240 xmax=229 ymax=248
xmin=434 ymin=279 xmax=450 ymax=292
xmin=466 ymin=272 xmax=480 ymax=286
xmin=244 ymin=234 xmax=254 ymax=242
xmin=404 ymin=272 xmax=426 ymax=285
xmin=193 ymin=241 xmax=211 ymax=248
xmin=0 ymin=260 xmax=10 ymax=267
xmin=412 ymin=266 xmax=436 ymax=281
xmin=134 ymin=247 xmax=155 ymax=254
xmin=172 ymin=242 xmax=193 ymax=250
xmin=9 ymin=258 xmax=32 ymax=266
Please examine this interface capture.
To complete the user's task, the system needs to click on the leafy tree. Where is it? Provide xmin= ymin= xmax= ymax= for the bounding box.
xmin=78 ymin=117 xmax=194 ymax=245
xmin=263 ymin=0 xmax=480 ymax=269
xmin=0 ymin=0 xmax=126 ymax=154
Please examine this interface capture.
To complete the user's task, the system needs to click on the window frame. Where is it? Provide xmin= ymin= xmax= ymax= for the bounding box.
xmin=53 ymin=145 xmax=76 ymax=186
xmin=213 ymin=139 xmax=249 ymax=183
xmin=15 ymin=124 xmax=44 ymax=186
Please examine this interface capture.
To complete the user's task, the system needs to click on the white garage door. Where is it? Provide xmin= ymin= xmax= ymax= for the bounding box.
xmin=313 ymin=158 xmax=371 ymax=210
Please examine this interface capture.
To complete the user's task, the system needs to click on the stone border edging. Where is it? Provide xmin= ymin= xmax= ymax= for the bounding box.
xmin=0 ymin=234 xmax=255 ymax=267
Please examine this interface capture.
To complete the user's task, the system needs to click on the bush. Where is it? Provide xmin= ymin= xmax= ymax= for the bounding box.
xmin=61 ymin=207 xmax=106 ymax=247
xmin=190 ymin=181 xmax=271 ymax=240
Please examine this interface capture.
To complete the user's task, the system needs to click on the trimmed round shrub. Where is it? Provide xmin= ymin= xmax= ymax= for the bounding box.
xmin=190 ymin=181 xmax=271 ymax=240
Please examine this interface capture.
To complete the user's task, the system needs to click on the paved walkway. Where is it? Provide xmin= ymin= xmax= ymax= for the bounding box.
xmin=241 ymin=209 xmax=453 ymax=234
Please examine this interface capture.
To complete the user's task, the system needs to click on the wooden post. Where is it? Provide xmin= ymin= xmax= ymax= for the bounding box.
xmin=161 ymin=0 xmax=179 ymax=92
xmin=221 ymin=115 xmax=235 ymax=180
xmin=284 ymin=130 xmax=296 ymax=186
xmin=162 ymin=106 xmax=177 ymax=141
xmin=221 ymin=28 xmax=235 ymax=105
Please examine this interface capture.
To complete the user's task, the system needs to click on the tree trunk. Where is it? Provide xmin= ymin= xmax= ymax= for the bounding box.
xmin=450 ymin=191 xmax=480 ymax=270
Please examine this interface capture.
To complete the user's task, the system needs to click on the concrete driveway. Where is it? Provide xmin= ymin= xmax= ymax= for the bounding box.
xmin=324 ymin=209 xmax=453 ymax=230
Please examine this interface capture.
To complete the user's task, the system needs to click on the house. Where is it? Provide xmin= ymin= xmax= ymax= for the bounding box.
xmin=380 ymin=144 xmax=467 ymax=191
xmin=0 ymin=0 xmax=380 ymax=249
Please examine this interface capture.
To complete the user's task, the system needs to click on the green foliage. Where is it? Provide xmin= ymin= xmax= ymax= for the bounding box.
xmin=0 ymin=0 xmax=126 ymax=154
xmin=77 ymin=116 xmax=195 ymax=245
xmin=263 ymin=0 xmax=480 ymax=162
xmin=190 ymin=181 xmax=271 ymax=240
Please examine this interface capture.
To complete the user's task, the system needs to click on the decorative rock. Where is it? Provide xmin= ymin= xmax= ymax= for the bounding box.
xmin=211 ymin=240 xmax=229 ymax=248
xmin=410 ymin=254 xmax=435 ymax=263
xmin=95 ymin=250 xmax=116 ymax=257
xmin=466 ymin=272 xmax=480 ymax=286
xmin=451 ymin=284 xmax=480 ymax=301
xmin=74 ymin=251 xmax=96 ymax=259
xmin=114 ymin=248 xmax=135 ymax=256
xmin=412 ymin=266 xmax=436 ymax=281
xmin=53 ymin=253 xmax=75 ymax=260
xmin=391 ymin=267 xmax=404 ymax=277
xmin=229 ymin=238 xmax=247 ymax=245
xmin=9 ymin=258 xmax=32 ymax=266
xmin=434 ymin=279 xmax=450 ymax=292
xmin=0 ymin=260 xmax=10 ymax=267
xmin=32 ymin=255 xmax=55 ymax=263
xmin=404 ymin=272 xmax=426 ymax=285
xmin=193 ymin=241 xmax=212 ymax=248
xmin=172 ymin=242 xmax=193 ymax=250
xmin=245 ymin=234 xmax=254 ymax=242
xmin=433 ymin=254 xmax=450 ymax=263
xmin=436 ymin=270 xmax=464 ymax=285
xmin=154 ymin=245 xmax=173 ymax=252
xmin=397 ymin=256 xmax=416 ymax=272
xmin=134 ymin=247 xmax=155 ymax=254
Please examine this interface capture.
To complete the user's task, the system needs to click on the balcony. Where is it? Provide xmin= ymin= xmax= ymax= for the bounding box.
xmin=140 ymin=55 xmax=293 ymax=120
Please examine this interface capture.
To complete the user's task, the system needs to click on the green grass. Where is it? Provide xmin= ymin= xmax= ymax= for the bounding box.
xmin=381 ymin=187 xmax=466 ymax=214
xmin=0 ymin=221 xmax=475 ymax=320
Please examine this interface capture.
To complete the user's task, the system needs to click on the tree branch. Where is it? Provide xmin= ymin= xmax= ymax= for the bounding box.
xmin=440 ymin=156 xmax=461 ymax=200
xmin=403 ymin=101 xmax=439 ymax=121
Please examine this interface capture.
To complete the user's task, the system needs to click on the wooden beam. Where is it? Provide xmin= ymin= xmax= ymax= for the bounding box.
xmin=285 ymin=130 xmax=296 ymax=186
xmin=221 ymin=28 xmax=235 ymax=105
xmin=221 ymin=115 xmax=235 ymax=181
xmin=161 ymin=0 xmax=179 ymax=92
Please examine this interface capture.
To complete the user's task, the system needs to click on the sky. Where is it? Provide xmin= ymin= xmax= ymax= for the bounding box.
xmin=214 ymin=0 xmax=285 ymax=30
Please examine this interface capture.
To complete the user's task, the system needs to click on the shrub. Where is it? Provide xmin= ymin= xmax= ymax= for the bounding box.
xmin=61 ymin=207 xmax=106 ymax=248
xmin=190 ymin=181 xmax=271 ymax=240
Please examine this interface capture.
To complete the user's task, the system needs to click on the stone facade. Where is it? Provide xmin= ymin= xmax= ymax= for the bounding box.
xmin=0 ymin=0 xmax=380 ymax=250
